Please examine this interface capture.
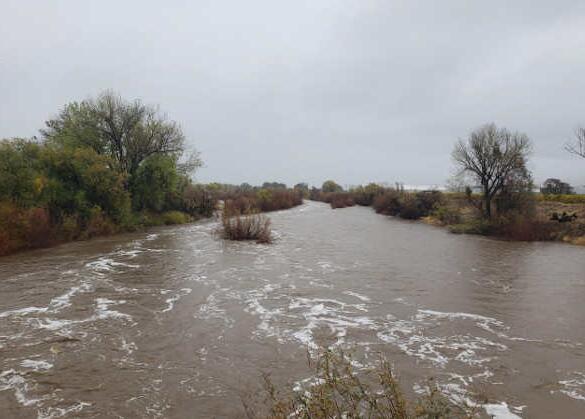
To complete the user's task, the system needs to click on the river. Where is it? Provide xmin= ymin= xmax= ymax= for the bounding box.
xmin=0 ymin=201 xmax=584 ymax=418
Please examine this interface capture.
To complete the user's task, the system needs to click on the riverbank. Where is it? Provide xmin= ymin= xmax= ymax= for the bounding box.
xmin=0 ymin=207 xmax=204 ymax=257
xmin=313 ymin=189 xmax=585 ymax=245
xmin=427 ymin=194 xmax=585 ymax=245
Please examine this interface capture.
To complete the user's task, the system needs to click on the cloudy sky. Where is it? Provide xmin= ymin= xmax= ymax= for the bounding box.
xmin=2 ymin=0 xmax=585 ymax=188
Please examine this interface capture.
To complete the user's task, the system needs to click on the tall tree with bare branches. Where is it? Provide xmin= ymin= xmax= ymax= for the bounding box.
xmin=452 ymin=123 xmax=532 ymax=218
xmin=566 ymin=127 xmax=585 ymax=158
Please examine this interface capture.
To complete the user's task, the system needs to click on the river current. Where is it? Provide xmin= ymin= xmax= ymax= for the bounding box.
xmin=1 ymin=201 xmax=584 ymax=418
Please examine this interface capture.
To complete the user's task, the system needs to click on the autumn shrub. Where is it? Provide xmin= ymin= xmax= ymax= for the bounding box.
xmin=373 ymin=189 xmax=402 ymax=215
xmin=490 ymin=212 xmax=557 ymax=241
xmin=352 ymin=183 xmax=384 ymax=206
xmin=329 ymin=192 xmax=356 ymax=209
xmin=256 ymin=189 xmax=303 ymax=212
xmin=182 ymin=184 xmax=217 ymax=217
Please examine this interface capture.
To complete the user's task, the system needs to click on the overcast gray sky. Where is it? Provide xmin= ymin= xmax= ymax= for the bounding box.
xmin=1 ymin=0 xmax=585 ymax=188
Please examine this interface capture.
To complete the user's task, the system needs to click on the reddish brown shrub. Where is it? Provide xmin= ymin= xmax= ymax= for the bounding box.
xmin=329 ymin=192 xmax=356 ymax=209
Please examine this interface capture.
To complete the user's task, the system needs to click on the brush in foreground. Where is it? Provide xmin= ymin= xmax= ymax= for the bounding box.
xmin=220 ymin=206 xmax=272 ymax=244
xmin=243 ymin=349 xmax=474 ymax=418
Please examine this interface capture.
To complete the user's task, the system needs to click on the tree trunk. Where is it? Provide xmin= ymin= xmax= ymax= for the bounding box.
xmin=483 ymin=184 xmax=492 ymax=218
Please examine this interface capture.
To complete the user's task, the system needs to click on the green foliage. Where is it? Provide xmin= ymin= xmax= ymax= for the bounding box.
xmin=161 ymin=211 xmax=190 ymax=225
xmin=130 ymin=155 xmax=179 ymax=212
xmin=0 ymin=139 xmax=43 ymax=207
xmin=537 ymin=193 xmax=585 ymax=204
xmin=41 ymin=146 xmax=132 ymax=225
xmin=322 ymin=180 xmax=343 ymax=193
xmin=0 ymin=90 xmax=213 ymax=256
xmin=43 ymin=91 xmax=186 ymax=177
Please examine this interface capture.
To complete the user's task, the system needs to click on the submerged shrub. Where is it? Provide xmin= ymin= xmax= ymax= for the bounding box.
xmin=219 ymin=204 xmax=272 ymax=244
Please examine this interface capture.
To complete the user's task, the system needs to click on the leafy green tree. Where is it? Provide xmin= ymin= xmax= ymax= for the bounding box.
xmin=322 ymin=180 xmax=343 ymax=193
xmin=42 ymin=91 xmax=186 ymax=178
xmin=130 ymin=155 xmax=179 ymax=212
xmin=40 ymin=146 xmax=131 ymax=224
xmin=0 ymin=139 xmax=43 ymax=207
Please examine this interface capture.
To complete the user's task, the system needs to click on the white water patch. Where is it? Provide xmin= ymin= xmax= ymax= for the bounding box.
xmin=317 ymin=261 xmax=338 ymax=273
xmin=48 ymin=281 xmax=92 ymax=311
xmin=20 ymin=359 xmax=53 ymax=372
xmin=195 ymin=293 xmax=234 ymax=327
xmin=0 ymin=306 xmax=48 ymax=319
xmin=484 ymin=402 xmax=522 ymax=419
xmin=38 ymin=402 xmax=92 ymax=419
xmin=161 ymin=288 xmax=192 ymax=313
xmin=377 ymin=310 xmax=508 ymax=368
xmin=95 ymin=298 xmax=132 ymax=321
xmin=0 ymin=369 xmax=48 ymax=407
xmin=281 ymin=297 xmax=374 ymax=349
xmin=85 ymin=257 xmax=140 ymax=272
xmin=555 ymin=372 xmax=585 ymax=401
xmin=343 ymin=290 xmax=371 ymax=302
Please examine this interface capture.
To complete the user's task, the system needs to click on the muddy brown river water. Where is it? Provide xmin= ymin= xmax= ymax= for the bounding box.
xmin=1 ymin=201 xmax=584 ymax=418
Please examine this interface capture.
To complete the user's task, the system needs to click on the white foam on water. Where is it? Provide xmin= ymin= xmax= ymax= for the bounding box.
xmin=0 ymin=306 xmax=48 ymax=319
xmin=38 ymin=401 xmax=92 ymax=419
xmin=555 ymin=372 xmax=585 ymax=401
xmin=48 ymin=282 xmax=92 ymax=311
xmin=484 ymin=402 xmax=522 ymax=419
xmin=195 ymin=293 xmax=234 ymax=327
xmin=85 ymin=257 xmax=139 ymax=272
xmin=0 ymin=369 xmax=48 ymax=407
xmin=343 ymin=290 xmax=371 ymax=302
xmin=20 ymin=359 xmax=53 ymax=371
xmin=378 ymin=310 xmax=508 ymax=368
xmin=161 ymin=288 xmax=192 ymax=313
xmin=95 ymin=298 xmax=132 ymax=321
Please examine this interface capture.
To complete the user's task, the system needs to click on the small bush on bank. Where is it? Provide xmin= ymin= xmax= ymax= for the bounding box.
xmin=448 ymin=219 xmax=492 ymax=235
xmin=432 ymin=205 xmax=462 ymax=225
xmin=162 ymin=211 xmax=190 ymax=225
xmin=373 ymin=189 xmax=402 ymax=215
xmin=329 ymin=192 xmax=356 ymax=209
xmin=490 ymin=212 xmax=557 ymax=241
xmin=372 ymin=190 xmax=443 ymax=220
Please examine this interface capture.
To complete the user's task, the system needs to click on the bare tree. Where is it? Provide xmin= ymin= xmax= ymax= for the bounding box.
xmin=565 ymin=127 xmax=585 ymax=158
xmin=452 ymin=123 xmax=531 ymax=218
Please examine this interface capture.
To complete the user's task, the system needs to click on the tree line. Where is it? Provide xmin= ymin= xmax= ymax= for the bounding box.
xmin=0 ymin=91 xmax=214 ymax=255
